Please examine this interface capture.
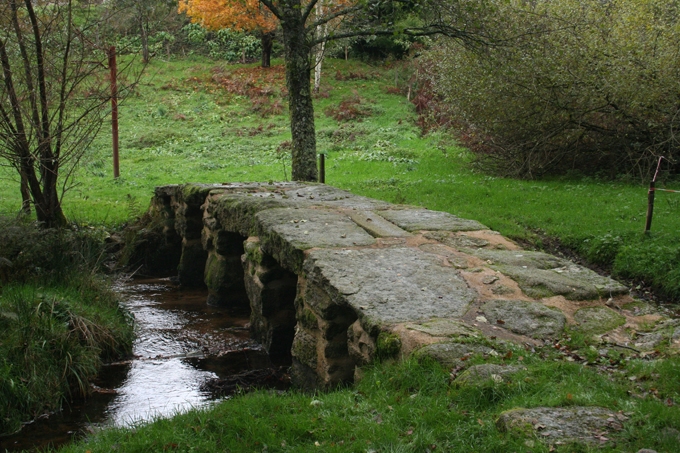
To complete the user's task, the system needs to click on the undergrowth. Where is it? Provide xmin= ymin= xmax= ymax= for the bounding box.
xmin=0 ymin=217 xmax=134 ymax=436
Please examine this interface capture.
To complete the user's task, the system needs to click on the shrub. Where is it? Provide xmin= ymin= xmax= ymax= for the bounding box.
xmin=425 ymin=0 xmax=680 ymax=179
xmin=324 ymin=93 xmax=374 ymax=122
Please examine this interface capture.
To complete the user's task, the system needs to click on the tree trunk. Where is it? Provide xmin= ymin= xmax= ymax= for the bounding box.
xmin=20 ymin=172 xmax=31 ymax=215
xmin=261 ymin=32 xmax=273 ymax=68
xmin=313 ymin=1 xmax=327 ymax=94
xmin=140 ymin=16 xmax=150 ymax=63
xmin=281 ymin=2 xmax=318 ymax=182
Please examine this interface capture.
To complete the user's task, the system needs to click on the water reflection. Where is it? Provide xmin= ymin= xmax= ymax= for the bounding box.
xmin=0 ymin=278 xmax=263 ymax=452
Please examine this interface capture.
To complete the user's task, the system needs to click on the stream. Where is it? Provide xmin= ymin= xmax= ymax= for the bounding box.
xmin=1 ymin=278 xmax=275 ymax=452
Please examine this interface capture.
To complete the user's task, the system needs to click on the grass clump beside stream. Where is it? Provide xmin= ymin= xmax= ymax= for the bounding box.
xmin=58 ymin=349 xmax=680 ymax=453
xmin=0 ymin=217 xmax=134 ymax=436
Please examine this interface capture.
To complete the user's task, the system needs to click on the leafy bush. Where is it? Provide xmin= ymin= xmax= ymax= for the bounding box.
xmin=182 ymin=23 xmax=262 ymax=62
xmin=0 ymin=216 xmax=109 ymax=283
xmin=426 ymin=0 xmax=680 ymax=179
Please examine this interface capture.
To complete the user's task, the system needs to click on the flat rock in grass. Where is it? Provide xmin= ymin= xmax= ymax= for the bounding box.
xmin=633 ymin=332 xmax=666 ymax=350
xmin=574 ymin=307 xmax=626 ymax=335
xmin=413 ymin=342 xmax=495 ymax=367
xmin=304 ymin=247 xmax=477 ymax=329
xmin=496 ymin=406 xmax=624 ymax=445
xmin=481 ymin=300 xmax=566 ymax=339
xmin=454 ymin=364 xmax=524 ymax=385
xmin=376 ymin=208 xmax=487 ymax=232
xmin=467 ymin=249 xmax=628 ymax=300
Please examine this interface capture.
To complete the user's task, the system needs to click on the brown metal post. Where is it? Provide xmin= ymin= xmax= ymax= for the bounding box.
xmin=319 ymin=154 xmax=325 ymax=184
xmin=644 ymin=180 xmax=655 ymax=232
xmin=109 ymin=46 xmax=120 ymax=179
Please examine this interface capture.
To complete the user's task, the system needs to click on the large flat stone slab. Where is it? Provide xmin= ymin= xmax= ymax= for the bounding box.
xmin=304 ymin=246 xmax=477 ymax=331
xmin=496 ymin=406 xmax=624 ymax=445
xmin=481 ymin=299 xmax=566 ymax=339
xmin=467 ymin=249 xmax=628 ymax=300
xmin=377 ymin=208 xmax=487 ymax=232
xmin=256 ymin=208 xmax=376 ymax=273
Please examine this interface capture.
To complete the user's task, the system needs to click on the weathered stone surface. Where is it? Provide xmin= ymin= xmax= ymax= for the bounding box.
xmin=243 ymin=239 xmax=297 ymax=357
xmin=304 ymin=246 xmax=477 ymax=331
xmin=417 ymin=243 xmax=469 ymax=269
xmin=633 ymin=332 xmax=665 ymax=350
xmin=347 ymin=320 xmax=376 ymax=365
xmin=481 ymin=300 xmax=566 ymax=339
xmin=424 ymin=231 xmax=489 ymax=249
xmin=346 ymin=210 xmax=412 ymax=238
xmin=574 ymin=307 xmax=626 ymax=335
xmin=282 ymin=185 xmax=392 ymax=211
xmin=496 ymin=406 xmax=624 ymax=445
xmin=404 ymin=318 xmax=479 ymax=338
xmin=455 ymin=364 xmax=524 ymax=385
xmin=377 ymin=208 xmax=487 ymax=232
xmin=178 ymin=238 xmax=208 ymax=287
xmin=468 ymin=249 xmax=628 ymax=300
xmin=413 ymin=342 xmax=495 ymax=367
xmin=256 ymin=208 xmax=376 ymax=273
xmin=204 ymin=252 xmax=247 ymax=306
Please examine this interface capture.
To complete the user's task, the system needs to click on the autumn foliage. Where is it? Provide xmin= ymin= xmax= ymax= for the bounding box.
xmin=178 ymin=0 xmax=277 ymax=34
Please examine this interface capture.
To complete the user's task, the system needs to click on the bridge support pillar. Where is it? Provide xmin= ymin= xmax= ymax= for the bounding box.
xmin=243 ymin=237 xmax=298 ymax=361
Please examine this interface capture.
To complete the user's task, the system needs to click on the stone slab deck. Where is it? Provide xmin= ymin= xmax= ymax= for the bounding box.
xmin=144 ymin=182 xmax=665 ymax=389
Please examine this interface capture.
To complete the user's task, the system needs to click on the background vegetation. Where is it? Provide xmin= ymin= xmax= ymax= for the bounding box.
xmin=421 ymin=0 xmax=680 ymax=179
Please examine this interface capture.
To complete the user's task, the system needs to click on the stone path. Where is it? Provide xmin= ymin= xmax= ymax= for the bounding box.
xmin=140 ymin=182 xmax=676 ymax=390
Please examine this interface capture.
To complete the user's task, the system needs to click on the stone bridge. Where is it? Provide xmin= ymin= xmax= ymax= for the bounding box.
xmin=135 ymin=182 xmax=654 ymax=389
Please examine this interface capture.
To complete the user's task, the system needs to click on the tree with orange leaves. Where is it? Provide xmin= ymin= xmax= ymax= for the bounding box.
xmin=184 ymin=1 xmax=491 ymax=183
xmin=179 ymin=0 xmax=277 ymax=67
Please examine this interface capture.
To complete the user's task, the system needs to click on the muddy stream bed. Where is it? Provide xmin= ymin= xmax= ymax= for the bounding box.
xmin=1 ymin=278 xmax=283 ymax=452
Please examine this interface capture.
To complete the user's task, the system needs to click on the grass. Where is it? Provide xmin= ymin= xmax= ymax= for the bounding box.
xmin=1 ymin=55 xmax=677 ymax=298
xmin=56 ymin=349 xmax=680 ymax=453
xmin=0 ymin=278 xmax=134 ymax=436
xmin=0 ymin=217 xmax=135 ymax=436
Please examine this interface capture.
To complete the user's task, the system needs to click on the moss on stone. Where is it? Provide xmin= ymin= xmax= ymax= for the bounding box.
xmin=299 ymin=307 xmax=319 ymax=330
xmin=376 ymin=332 xmax=401 ymax=358
xmin=204 ymin=253 xmax=227 ymax=290
xmin=574 ymin=306 xmax=626 ymax=334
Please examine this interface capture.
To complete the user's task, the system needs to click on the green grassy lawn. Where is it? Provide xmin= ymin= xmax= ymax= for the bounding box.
xmin=1 ymin=55 xmax=677 ymax=299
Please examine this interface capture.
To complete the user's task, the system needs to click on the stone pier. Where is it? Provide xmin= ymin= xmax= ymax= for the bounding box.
xmin=138 ymin=182 xmax=654 ymax=389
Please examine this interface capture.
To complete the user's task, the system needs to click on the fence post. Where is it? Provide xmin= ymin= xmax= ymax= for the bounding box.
xmin=319 ymin=154 xmax=325 ymax=184
xmin=644 ymin=180 xmax=655 ymax=232
xmin=109 ymin=46 xmax=120 ymax=179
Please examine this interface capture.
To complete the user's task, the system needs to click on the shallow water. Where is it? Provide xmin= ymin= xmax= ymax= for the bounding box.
xmin=0 ymin=278 xmax=268 ymax=452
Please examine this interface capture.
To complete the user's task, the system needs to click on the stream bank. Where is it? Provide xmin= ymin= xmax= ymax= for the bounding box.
xmin=0 ymin=278 xmax=285 ymax=452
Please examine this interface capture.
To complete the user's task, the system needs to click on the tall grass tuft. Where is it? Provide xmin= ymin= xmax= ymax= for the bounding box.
xmin=0 ymin=217 xmax=134 ymax=435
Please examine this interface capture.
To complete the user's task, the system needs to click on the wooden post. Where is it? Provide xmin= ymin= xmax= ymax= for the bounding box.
xmin=319 ymin=154 xmax=325 ymax=184
xmin=109 ymin=46 xmax=120 ymax=179
xmin=644 ymin=180 xmax=655 ymax=232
